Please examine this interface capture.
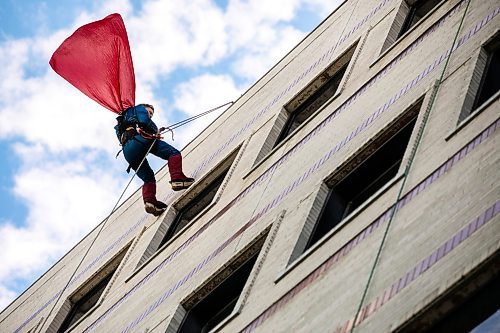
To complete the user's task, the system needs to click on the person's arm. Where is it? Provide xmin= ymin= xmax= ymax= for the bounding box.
xmin=135 ymin=105 xmax=159 ymax=134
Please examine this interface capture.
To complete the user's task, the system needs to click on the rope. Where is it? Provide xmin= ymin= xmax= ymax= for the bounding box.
xmin=38 ymin=102 xmax=232 ymax=329
xmin=38 ymin=100 xmax=234 ymax=330
xmin=350 ymin=1 xmax=471 ymax=331
xmin=39 ymin=136 xmax=158 ymax=332
xmin=163 ymin=101 xmax=234 ymax=130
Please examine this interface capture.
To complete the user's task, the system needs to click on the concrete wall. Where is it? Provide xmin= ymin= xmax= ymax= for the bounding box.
xmin=2 ymin=0 xmax=499 ymax=332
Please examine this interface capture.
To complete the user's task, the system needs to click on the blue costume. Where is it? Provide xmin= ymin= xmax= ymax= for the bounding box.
xmin=115 ymin=104 xmax=194 ymax=216
xmin=115 ymin=104 xmax=180 ymax=183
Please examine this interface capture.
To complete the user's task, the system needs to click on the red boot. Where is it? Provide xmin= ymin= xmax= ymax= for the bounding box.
xmin=142 ymin=182 xmax=167 ymax=216
xmin=168 ymin=154 xmax=195 ymax=191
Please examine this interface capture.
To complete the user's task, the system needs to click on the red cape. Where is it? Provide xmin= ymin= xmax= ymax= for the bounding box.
xmin=50 ymin=13 xmax=135 ymax=114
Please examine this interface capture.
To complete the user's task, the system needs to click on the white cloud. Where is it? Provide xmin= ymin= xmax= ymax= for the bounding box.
xmin=1 ymin=76 xmax=117 ymax=153
xmin=0 ymin=0 xmax=338 ymax=313
xmin=305 ymin=0 xmax=344 ymax=17
xmin=172 ymin=74 xmax=242 ymax=147
xmin=0 ymin=39 xmax=30 ymax=100
xmin=232 ymin=25 xmax=305 ymax=80
xmin=128 ymin=0 xmax=227 ymax=84
xmin=0 ymin=285 xmax=17 ymax=311
xmin=0 ymin=158 xmax=125 ymax=310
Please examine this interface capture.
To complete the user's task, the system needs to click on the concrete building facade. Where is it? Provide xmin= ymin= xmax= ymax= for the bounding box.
xmin=1 ymin=0 xmax=499 ymax=332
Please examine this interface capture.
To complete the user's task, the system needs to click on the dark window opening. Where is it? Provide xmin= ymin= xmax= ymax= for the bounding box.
xmin=159 ymin=146 xmax=242 ymax=249
xmin=472 ymin=40 xmax=500 ymax=110
xmin=178 ymin=253 xmax=259 ymax=333
xmin=424 ymin=274 xmax=500 ymax=333
xmin=274 ymin=43 xmax=357 ymax=147
xmin=159 ymin=170 xmax=228 ymax=247
xmin=57 ymin=270 xmax=115 ymax=332
xmin=398 ymin=0 xmax=442 ymax=37
xmin=305 ymin=117 xmax=417 ymax=251
xmin=459 ymin=34 xmax=500 ymax=123
xmin=275 ymin=64 xmax=349 ymax=145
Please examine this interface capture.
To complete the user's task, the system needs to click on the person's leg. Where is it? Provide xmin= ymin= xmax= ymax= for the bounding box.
xmin=141 ymin=182 xmax=167 ymax=216
xmin=123 ymin=138 xmax=167 ymax=216
xmin=150 ymin=139 xmax=180 ymax=159
xmin=151 ymin=140 xmax=194 ymax=191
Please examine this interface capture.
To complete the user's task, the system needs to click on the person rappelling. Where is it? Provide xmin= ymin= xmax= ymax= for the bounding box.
xmin=49 ymin=13 xmax=194 ymax=216
xmin=116 ymin=103 xmax=194 ymax=215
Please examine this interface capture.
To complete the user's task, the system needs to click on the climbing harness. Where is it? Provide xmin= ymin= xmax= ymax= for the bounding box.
xmin=137 ymin=127 xmax=163 ymax=140
xmin=120 ymin=127 xmax=138 ymax=144
xmin=115 ymin=101 xmax=234 ymax=158
xmin=350 ymin=2 xmax=471 ymax=331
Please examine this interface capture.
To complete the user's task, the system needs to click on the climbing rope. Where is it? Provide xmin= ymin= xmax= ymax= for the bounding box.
xmin=164 ymin=101 xmax=234 ymax=130
xmin=38 ymin=101 xmax=233 ymax=331
xmin=40 ymin=136 xmax=157 ymax=331
xmin=350 ymin=1 xmax=471 ymax=331
xmin=158 ymin=101 xmax=234 ymax=140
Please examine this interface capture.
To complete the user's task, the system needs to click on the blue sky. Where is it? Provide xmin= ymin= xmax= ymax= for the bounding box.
xmin=0 ymin=0 xmax=342 ymax=311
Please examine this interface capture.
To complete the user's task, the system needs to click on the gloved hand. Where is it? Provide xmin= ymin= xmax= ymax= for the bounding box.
xmin=159 ymin=127 xmax=174 ymax=141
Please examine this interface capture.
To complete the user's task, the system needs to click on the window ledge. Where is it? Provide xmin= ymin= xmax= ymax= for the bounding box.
xmin=243 ymin=89 xmax=343 ymax=180
xmin=209 ymin=309 xmax=240 ymax=333
xmin=125 ymin=201 xmax=218 ymax=283
xmin=445 ymin=91 xmax=500 ymax=141
xmin=65 ymin=300 xmax=102 ymax=333
xmin=369 ymin=0 xmax=449 ymax=69
xmin=274 ymin=172 xmax=404 ymax=284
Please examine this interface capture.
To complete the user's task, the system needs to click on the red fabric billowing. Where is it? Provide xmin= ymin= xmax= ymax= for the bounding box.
xmin=49 ymin=13 xmax=135 ymax=114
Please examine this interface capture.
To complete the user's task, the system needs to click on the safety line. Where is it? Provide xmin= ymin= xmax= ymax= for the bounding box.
xmin=164 ymin=101 xmax=234 ymax=130
xmin=350 ymin=1 xmax=472 ymax=331
xmin=336 ymin=201 xmax=499 ymax=332
xmin=34 ymin=137 xmax=159 ymax=333
xmin=12 ymin=103 xmax=233 ymax=332
xmin=240 ymin=118 xmax=499 ymax=333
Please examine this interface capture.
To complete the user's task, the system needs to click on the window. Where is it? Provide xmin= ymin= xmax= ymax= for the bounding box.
xmin=290 ymin=100 xmax=421 ymax=260
xmin=473 ymin=40 xmax=500 ymax=108
xmin=274 ymin=42 xmax=357 ymax=147
xmin=138 ymin=148 xmax=240 ymax=268
xmin=159 ymin=147 xmax=239 ymax=247
xmin=174 ymin=238 xmax=264 ymax=333
xmin=426 ymin=276 xmax=500 ymax=333
xmin=459 ymin=34 xmax=500 ymax=122
xmin=252 ymin=42 xmax=358 ymax=166
xmin=306 ymin=117 xmax=417 ymax=250
xmin=57 ymin=273 xmax=114 ymax=332
xmin=381 ymin=0 xmax=442 ymax=52
xmin=178 ymin=255 xmax=257 ymax=333
xmin=52 ymin=246 xmax=129 ymax=332
xmin=398 ymin=0 xmax=442 ymax=37
xmin=159 ymin=170 xmax=228 ymax=247
xmin=397 ymin=254 xmax=500 ymax=333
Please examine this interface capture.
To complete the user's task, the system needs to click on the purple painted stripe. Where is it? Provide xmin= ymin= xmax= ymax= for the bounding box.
xmin=335 ymin=200 xmax=499 ymax=330
xmin=239 ymin=120 xmax=498 ymax=332
xmin=183 ymin=0 xmax=413 ymax=186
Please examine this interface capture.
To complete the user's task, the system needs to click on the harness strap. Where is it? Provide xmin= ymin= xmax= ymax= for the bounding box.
xmin=137 ymin=127 xmax=163 ymax=140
